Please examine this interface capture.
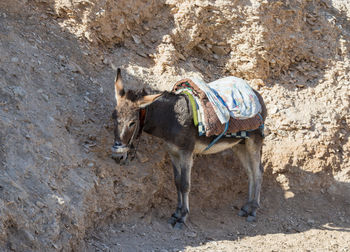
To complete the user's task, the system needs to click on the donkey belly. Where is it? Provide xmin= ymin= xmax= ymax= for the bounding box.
xmin=194 ymin=138 xmax=242 ymax=155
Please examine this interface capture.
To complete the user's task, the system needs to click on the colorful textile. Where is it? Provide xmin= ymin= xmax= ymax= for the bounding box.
xmin=175 ymin=88 xmax=205 ymax=136
xmin=191 ymin=77 xmax=230 ymax=124
xmin=173 ymin=78 xmax=264 ymax=137
xmin=208 ymin=76 xmax=262 ymax=119
xmin=225 ymin=131 xmax=249 ymax=138
xmin=181 ymin=91 xmax=198 ymax=126
xmin=196 ymin=95 xmax=206 ymax=136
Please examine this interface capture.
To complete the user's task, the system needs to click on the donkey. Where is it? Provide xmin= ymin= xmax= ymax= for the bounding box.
xmin=111 ymin=69 xmax=267 ymax=228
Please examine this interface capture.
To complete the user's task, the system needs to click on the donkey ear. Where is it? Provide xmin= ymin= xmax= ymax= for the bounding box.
xmin=114 ymin=68 xmax=125 ymax=102
xmin=137 ymin=94 xmax=162 ymax=108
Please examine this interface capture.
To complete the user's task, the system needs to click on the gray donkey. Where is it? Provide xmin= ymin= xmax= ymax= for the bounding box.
xmin=111 ymin=69 xmax=267 ymax=229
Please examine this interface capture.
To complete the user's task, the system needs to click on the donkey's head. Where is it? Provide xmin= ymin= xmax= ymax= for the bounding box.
xmin=111 ymin=69 xmax=161 ymax=164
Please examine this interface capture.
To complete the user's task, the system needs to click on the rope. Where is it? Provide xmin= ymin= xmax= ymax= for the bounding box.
xmin=204 ymin=122 xmax=229 ymax=151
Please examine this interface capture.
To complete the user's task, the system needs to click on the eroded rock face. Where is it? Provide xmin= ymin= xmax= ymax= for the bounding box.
xmin=44 ymin=0 xmax=346 ymax=80
xmin=0 ymin=0 xmax=349 ymax=250
xmin=34 ymin=0 xmax=164 ymax=45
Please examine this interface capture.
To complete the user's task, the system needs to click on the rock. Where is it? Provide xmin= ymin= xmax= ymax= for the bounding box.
xmin=68 ymin=61 xmax=84 ymax=74
xmin=196 ymin=44 xmax=211 ymax=55
xmin=295 ymin=84 xmax=305 ymax=88
xmin=186 ymin=231 xmax=197 ymax=238
xmin=11 ymin=57 xmax=19 ymax=63
xmin=136 ymin=51 xmax=148 ymax=58
xmin=41 ymin=93 xmax=49 ymax=102
xmin=251 ymin=79 xmax=265 ymax=89
xmin=132 ymin=34 xmax=141 ymax=44
xmin=84 ymin=96 xmax=92 ymax=103
xmin=162 ymin=35 xmax=172 ymax=43
xmin=284 ymin=191 xmax=295 ymax=199
xmin=136 ymin=152 xmax=149 ymax=163
xmin=211 ymin=45 xmax=228 ymax=56
xmin=13 ymin=86 xmax=26 ymax=97
xmin=103 ymin=58 xmax=110 ymax=65
xmin=269 ymin=106 xmax=279 ymax=114
xmin=36 ymin=201 xmax=45 ymax=208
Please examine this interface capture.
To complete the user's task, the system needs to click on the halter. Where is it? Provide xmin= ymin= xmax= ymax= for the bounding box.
xmin=128 ymin=108 xmax=147 ymax=160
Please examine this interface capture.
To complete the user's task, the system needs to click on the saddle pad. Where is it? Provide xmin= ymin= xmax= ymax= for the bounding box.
xmin=173 ymin=78 xmax=263 ymax=137
xmin=208 ymin=76 xmax=262 ymax=119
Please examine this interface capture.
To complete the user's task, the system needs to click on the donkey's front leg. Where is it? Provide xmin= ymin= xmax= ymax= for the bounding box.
xmin=168 ymin=151 xmax=193 ymax=229
xmin=175 ymin=153 xmax=193 ymax=229
xmin=168 ymin=160 xmax=183 ymax=226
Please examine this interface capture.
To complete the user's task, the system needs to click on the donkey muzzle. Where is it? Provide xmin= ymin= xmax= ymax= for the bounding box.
xmin=111 ymin=142 xmax=130 ymax=164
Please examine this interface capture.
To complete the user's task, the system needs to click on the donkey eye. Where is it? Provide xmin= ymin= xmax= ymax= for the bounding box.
xmin=128 ymin=121 xmax=136 ymax=128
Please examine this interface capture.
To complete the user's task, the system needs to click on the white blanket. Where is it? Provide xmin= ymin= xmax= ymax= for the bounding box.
xmin=191 ymin=77 xmax=231 ymax=124
xmin=208 ymin=76 xmax=261 ymax=119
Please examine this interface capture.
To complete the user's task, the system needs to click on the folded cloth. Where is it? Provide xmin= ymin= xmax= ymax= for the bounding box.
xmin=191 ymin=77 xmax=231 ymax=124
xmin=208 ymin=76 xmax=262 ymax=119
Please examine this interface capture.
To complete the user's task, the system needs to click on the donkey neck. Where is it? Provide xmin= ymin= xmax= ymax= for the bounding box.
xmin=142 ymin=92 xmax=194 ymax=142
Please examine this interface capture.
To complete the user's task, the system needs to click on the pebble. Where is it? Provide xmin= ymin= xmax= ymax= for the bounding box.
xmin=11 ymin=57 xmax=19 ymax=63
xmin=68 ymin=62 xmax=84 ymax=74
xmin=136 ymin=152 xmax=149 ymax=163
xmin=196 ymin=44 xmax=211 ymax=55
xmin=103 ymin=58 xmax=110 ymax=65
xmin=284 ymin=191 xmax=295 ymax=199
xmin=270 ymin=106 xmax=279 ymax=114
xmin=186 ymin=231 xmax=197 ymax=238
xmin=132 ymin=35 xmax=141 ymax=44
xmin=13 ymin=86 xmax=26 ymax=97
xmin=136 ymin=51 xmax=148 ymax=58
xmin=211 ymin=45 xmax=228 ymax=56
xmin=36 ymin=201 xmax=45 ymax=208
xmin=84 ymin=96 xmax=92 ymax=103
xmin=41 ymin=93 xmax=49 ymax=102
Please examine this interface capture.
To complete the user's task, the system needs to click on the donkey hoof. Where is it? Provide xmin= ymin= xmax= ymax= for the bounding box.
xmin=246 ymin=215 xmax=256 ymax=222
xmin=238 ymin=209 xmax=248 ymax=217
xmin=168 ymin=216 xmax=178 ymax=226
xmin=173 ymin=221 xmax=185 ymax=230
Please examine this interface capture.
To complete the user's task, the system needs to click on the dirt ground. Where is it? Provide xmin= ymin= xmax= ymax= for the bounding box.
xmin=0 ymin=0 xmax=350 ymax=251
xmin=85 ymin=187 xmax=350 ymax=252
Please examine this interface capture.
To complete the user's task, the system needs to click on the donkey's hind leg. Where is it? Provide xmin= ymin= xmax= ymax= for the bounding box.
xmin=233 ymin=134 xmax=263 ymax=222
xmin=168 ymin=151 xmax=193 ymax=229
